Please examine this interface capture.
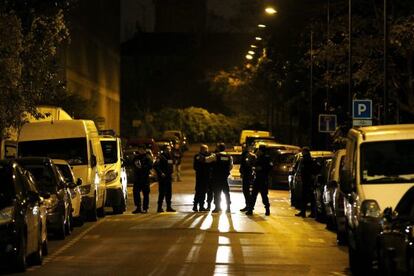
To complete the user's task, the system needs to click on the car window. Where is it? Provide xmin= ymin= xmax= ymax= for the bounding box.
xmin=56 ymin=164 xmax=75 ymax=183
xmin=101 ymin=141 xmax=118 ymax=164
xmin=395 ymin=187 xmax=414 ymax=221
xmin=18 ymin=168 xmax=38 ymax=193
xmin=23 ymin=164 xmax=57 ymax=193
xmin=360 ymin=140 xmax=414 ymax=184
xmin=0 ymin=164 xmax=15 ymax=208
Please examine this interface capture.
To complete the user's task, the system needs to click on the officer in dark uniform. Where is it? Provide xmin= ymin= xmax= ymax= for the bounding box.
xmin=132 ymin=145 xmax=153 ymax=214
xmin=211 ymin=143 xmax=233 ymax=213
xmin=296 ymin=147 xmax=315 ymax=218
xmin=193 ymin=144 xmax=211 ymax=212
xmin=246 ymin=145 xmax=272 ymax=216
xmin=155 ymin=145 xmax=176 ymax=212
xmin=239 ymin=146 xmax=256 ymax=212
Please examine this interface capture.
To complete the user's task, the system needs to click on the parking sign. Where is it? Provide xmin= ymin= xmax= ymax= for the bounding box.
xmin=352 ymin=99 xmax=372 ymax=119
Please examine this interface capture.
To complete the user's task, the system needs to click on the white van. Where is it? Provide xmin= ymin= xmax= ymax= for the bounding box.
xmin=99 ymin=135 xmax=127 ymax=214
xmin=339 ymin=124 xmax=414 ymax=274
xmin=17 ymin=120 xmax=106 ymax=221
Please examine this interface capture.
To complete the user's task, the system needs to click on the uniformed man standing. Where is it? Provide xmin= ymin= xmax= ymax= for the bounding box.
xmin=246 ymin=145 xmax=272 ymax=216
xmin=155 ymin=145 xmax=176 ymax=212
xmin=295 ymin=147 xmax=315 ymax=218
xmin=132 ymin=145 xmax=153 ymax=214
xmin=211 ymin=143 xmax=233 ymax=213
xmin=172 ymin=142 xmax=183 ymax=182
xmin=239 ymin=146 xmax=256 ymax=212
xmin=193 ymin=144 xmax=211 ymax=212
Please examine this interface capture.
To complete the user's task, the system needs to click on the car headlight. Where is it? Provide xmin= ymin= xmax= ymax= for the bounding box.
xmin=0 ymin=206 xmax=14 ymax=225
xmin=105 ymin=170 xmax=118 ymax=183
xmin=79 ymin=184 xmax=92 ymax=195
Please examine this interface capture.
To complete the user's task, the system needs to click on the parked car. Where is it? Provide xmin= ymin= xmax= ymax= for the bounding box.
xmin=245 ymin=136 xmax=278 ymax=148
xmin=126 ymin=138 xmax=159 ymax=157
xmin=290 ymin=151 xmax=334 ymax=209
xmin=268 ymin=148 xmax=301 ymax=189
xmin=162 ymin=130 xmax=188 ymax=151
xmin=239 ymin=129 xmax=270 ymax=145
xmin=53 ymin=159 xmax=83 ymax=225
xmin=17 ymin=157 xmax=73 ymax=239
xmin=376 ymin=186 xmax=414 ymax=276
xmin=0 ymin=160 xmax=47 ymax=271
xmin=226 ymin=150 xmax=242 ymax=186
xmin=18 ymin=120 xmax=107 ymax=221
xmin=313 ymin=158 xmax=333 ymax=222
xmin=100 ymin=136 xmax=128 ymax=214
xmin=339 ymin=124 xmax=414 ymax=275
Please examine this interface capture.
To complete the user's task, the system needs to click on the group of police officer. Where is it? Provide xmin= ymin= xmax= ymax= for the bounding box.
xmin=130 ymin=142 xmax=274 ymax=216
xmin=193 ymin=143 xmax=273 ymax=216
xmin=131 ymin=144 xmax=181 ymax=214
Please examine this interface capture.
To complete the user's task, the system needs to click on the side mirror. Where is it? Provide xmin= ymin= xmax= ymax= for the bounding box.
xmin=27 ymin=190 xmax=41 ymax=202
xmin=383 ymin=207 xmax=393 ymax=222
xmin=91 ymin=155 xmax=97 ymax=167
xmin=361 ymin=199 xmax=381 ymax=218
xmin=76 ymin=178 xmax=83 ymax=186
xmin=339 ymin=169 xmax=353 ymax=195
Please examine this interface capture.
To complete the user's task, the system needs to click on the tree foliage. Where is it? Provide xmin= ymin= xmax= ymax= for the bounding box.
xmin=0 ymin=1 xmax=71 ymax=138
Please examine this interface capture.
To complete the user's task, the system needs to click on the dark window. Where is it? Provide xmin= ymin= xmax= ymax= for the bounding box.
xmin=101 ymin=141 xmax=118 ymax=164
xmin=360 ymin=140 xmax=414 ymax=184
xmin=395 ymin=187 xmax=414 ymax=221
xmin=22 ymin=165 xmax=57 ymax=193
xmin=56 ymin=164 xmax=75 ymax=183
xmin=0 ymin=165 xmax=14 ymax=208
xmin=19 ymin=138 xmax=88 ymax=165
xmin=231 ymin=154 xmax=241 ymax=165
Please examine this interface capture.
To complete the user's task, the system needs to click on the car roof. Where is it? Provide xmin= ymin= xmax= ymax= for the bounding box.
xmin=52 ymin=159 xmax=69 ymax=165
xmin=17 ymin=156 xmax=53 ymax=164
xmin=350 ymin=124 xmax=414 ymax=141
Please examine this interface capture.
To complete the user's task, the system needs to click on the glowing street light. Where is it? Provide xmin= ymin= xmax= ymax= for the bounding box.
xmin=255 ymin=36 xmax=262 ymax=41
xmin=245 ymin=54 xmax=253 ymax=60
xmin=265 ymin=7 xmax=277 ymax=15
xmin=248 ymin=50 xmax=255 ymax=55
xmin=258 ymin=24 xmax=267 ymax=28
xmin=250 ymin=44 xmax=257 ymax=48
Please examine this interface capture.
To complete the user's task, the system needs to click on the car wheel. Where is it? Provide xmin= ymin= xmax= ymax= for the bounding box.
xmin=65 ymin=213 xmax=72 ymax=235
xmin=29 ymin=228 xmax=43 ymax=265
xmin=87 ymin=194 xmax=98 ymax=222
xmin=14 ymin=233 xmax=27 ymax=272
xmin=55 ymin=215 xmax=66 ymax=240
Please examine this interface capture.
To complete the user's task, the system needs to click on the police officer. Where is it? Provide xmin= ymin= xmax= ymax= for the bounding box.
xmin=132 ymin=145 xmax=153 ymax=214
xmin=211 ymin=143 xmax=233 ymax=213
xmin=246 ymin=145 xmax=272 ymax=216
xmin=193 ymin=144 xmax=211 ymax=212
xmin=296 ymin=147 xmax=315 ymax=218
xmin=172 ymin=142 xmax=183 ymax=182
xmin=239 ymin=146 xmax=256 ymax=212
xmin=155 ymin=145 xmax=176 ymax=212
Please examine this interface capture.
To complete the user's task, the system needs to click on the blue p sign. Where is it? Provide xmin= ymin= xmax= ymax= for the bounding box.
xmin=353 ymin=100 xmax=372 ymax=119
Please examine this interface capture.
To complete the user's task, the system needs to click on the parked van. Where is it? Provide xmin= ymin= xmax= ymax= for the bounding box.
xmin=339 ymin=124 xmax=414 ymax=274
xmin=239 ymin=130 xmax=270 ymax=145
xmin=100 ymin=135 xmax=127 ymax=214
xmin=17 ymin=120 xmax=106 ymax=221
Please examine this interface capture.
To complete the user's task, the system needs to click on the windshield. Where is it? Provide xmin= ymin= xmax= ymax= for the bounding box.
xmin=0 ymin=165 xmax=14 ymax=208
xmin=360 ymin=140 xmax=414 ymax=184
xmin=56 ymin=164 xmax=75 ymax=183
xmin=276 ymin=153 xmax=296 ymax=163
xmin=22 ymin=165 xmax=57 ymax=193
xmin=19 ymin=138 xmax=88 ymax=165
xmin=395 ymin=187 xmax=414 ymax=221
xmin=101 ymin=141 xmax=118 ymax=164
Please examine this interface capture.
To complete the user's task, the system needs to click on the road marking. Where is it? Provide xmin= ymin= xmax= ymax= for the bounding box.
xmin=308 ymin=238 xmax=326 ymax=243
xmin=38 ymin=218 xmax=106 ymax=268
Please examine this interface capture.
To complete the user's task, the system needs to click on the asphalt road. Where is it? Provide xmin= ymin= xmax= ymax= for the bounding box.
xmin=16 ymin=145 xmax=349 ymax=275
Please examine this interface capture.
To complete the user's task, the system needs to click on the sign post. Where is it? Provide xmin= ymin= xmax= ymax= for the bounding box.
xmin=318 ymin=114 xmax=337 ymax=133
xmin=352 ymin=99 xmax=372 ymax=126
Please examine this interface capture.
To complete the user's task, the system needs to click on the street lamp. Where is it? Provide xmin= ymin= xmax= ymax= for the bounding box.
xmin=255 ymin=36 xmax=262 ymax=41
xmin=245 ymin=54 xmax=253 ymax=60
xmin=265 ymin=7 xmax=277 ymax=15
xmin=258 ymin=24 xmax=267 ymax=28
xmin=250 ymin=44 xmax=257 ymax=48
xmin=248 ymin=50 xmax=255 ymax=55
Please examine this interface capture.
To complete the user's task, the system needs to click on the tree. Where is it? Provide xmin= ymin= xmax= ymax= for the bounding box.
xmin=0 ymin=1 xmax=72 ymax=139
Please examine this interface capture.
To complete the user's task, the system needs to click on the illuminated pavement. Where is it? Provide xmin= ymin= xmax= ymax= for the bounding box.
xmin=22 ymin=147 xmax=349 ymax=276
